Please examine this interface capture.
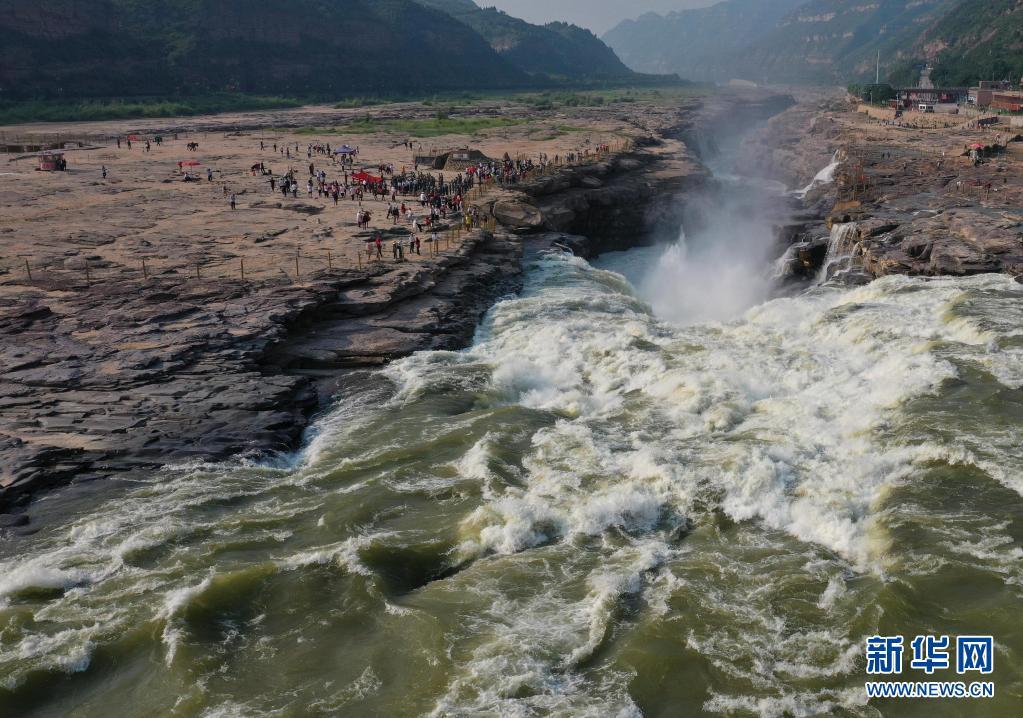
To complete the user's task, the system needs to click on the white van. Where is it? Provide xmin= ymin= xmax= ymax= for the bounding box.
xmin=919 ymin=104 xmax=935 ymax=113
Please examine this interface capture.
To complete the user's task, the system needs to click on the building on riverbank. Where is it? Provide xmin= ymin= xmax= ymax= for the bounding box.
xmin=990 ymin=91 xmax=1023 ymax=113
xmin=415 ymin=147 xmax=493 ymax=171
xmin=896 ymin=87 xmax=968 ymax=109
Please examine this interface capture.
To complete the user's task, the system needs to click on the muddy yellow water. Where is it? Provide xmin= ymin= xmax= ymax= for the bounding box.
xmin=2 ymin=246 xmax=1022 ymax=717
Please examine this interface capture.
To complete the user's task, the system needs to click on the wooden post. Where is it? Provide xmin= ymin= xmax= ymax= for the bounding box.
xmin=327 ymin=250 xmax=333 ymax=270
xmin=357 ymin=250 xmax=362 ymax=269
xmin=85 ymin=260 xmax=91 ymax=285
xmin=23 ymin=257 xmax=31 ymax=282
xmin=295 ymin=255 xmax=301 ymax=280
xmin=142 ymin=258 xmax=148 ymax=279
xmin=240 ymin=258 xmax=245 ymax=281
xmin=196 ymin=263 xmax=200 ymax=280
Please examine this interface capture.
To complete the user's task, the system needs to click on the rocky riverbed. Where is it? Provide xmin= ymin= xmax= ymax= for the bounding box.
xmin=4 ymin=91 xmax=772 ymax=519
xmin=0 ymin=231 xmax=523 ymax=513
xmin=11 ymin=88 xmax=1022 ymax=523
xmin=753 ymin=91 xmax=1023 ymax=283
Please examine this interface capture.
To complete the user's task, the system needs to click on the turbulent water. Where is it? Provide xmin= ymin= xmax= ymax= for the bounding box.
xmin=3 ymin=165 xmax=1023 ymax=718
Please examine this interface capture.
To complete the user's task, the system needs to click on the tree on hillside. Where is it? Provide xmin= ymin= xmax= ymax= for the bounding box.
xmin=848 ymin=83 xmax=896 ymax=104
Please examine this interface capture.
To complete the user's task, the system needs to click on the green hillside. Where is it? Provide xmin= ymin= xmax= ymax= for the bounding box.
xmin=925 ymin=0 xmax=1023 ymax=86
xmin=603 ymin=0 xmax=806 ymax=81
xmin=0 ymin=0 xmax=644 ymax=104
xmin=604 ymin=0 xmax=973 ymax=86
xmin=412 ymin=1 xmax=635 ymax=79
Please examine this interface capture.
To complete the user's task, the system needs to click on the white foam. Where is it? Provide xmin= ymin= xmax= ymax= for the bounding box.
xmin=158 ymin=573 xmax=215 ymax=666
xmin=397 ymin=258 xmax=1010 ymax=573
xmin=795 ymin=151 xmax=840 ymax=198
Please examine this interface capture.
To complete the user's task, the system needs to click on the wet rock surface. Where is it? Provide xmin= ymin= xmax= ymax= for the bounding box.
xmin=0 ymin=232 xmax=519 ymax=511
xmin=0 ymin=91 xmax=787 ymax=515
xmin=755 ymin=91 xmax=1023 ymax=283
xmin=484 ymin=135 xmax=721 ymax=258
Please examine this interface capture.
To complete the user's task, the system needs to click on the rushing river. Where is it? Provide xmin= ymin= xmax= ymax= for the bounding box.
xmin=3 ymin=169 xmax=1023 ymax=717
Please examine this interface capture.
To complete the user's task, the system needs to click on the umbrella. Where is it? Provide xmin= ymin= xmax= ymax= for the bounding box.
xmin=178 ymin=160 xmax=201 ymax=167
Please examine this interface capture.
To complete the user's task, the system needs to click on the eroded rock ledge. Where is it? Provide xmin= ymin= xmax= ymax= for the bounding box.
xmin=1 ymin=92 xmax=786 ymax=517
xmin=0 ymin=160 xmax=689 ymax=515
xmin=0 ymin=231 xmax=520 ymax=513
xmin=749 ymin=91 xmax=1023 ymax=282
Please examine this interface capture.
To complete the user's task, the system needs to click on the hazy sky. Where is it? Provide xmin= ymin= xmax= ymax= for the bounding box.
xmin=482 ymin=1 xmax=717 ymax=35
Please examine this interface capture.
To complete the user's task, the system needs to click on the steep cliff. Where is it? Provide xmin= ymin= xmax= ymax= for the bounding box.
xmin=923 ymin=0 xmax=1023 ymax=87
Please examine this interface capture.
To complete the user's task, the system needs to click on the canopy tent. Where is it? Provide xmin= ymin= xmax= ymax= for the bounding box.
xmin=351 ymin=171 xmax=381 ymax=184
xmin=177 ymin=160 xmax=201 ymax=167
xmin=334 ymin=145 xmax=356 ymax=155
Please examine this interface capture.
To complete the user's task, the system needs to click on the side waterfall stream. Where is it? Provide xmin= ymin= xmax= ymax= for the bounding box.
xmin=2 ymin=155 xmax=1022 ymax=718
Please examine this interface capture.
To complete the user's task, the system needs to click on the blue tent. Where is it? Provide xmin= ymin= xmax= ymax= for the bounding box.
xmin=334 ymin=145 xmax=356 ymax=155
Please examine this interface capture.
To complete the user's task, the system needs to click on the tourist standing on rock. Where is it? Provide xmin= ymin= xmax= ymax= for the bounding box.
xmin=375 ymin=234 xmax=383 ymax=260
xmin=230 ymin=193 xmax=236 ymax=210
xmin=116 ymin=138 xmax=121 ymax=149
xmin=101 ymin=165 xmax=107 ymax=179
xmin=207 ymin=168 xmax=214 ymax=182
xmin=269 ymin=176 xmax=276 ymax=192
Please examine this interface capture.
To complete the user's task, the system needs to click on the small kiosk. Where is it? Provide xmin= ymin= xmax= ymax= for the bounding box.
xmin=37 ymin=151 xmax=66 ymax=171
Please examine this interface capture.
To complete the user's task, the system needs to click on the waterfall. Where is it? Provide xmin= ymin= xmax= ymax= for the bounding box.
xmin=772 ymin=243 xmax=801 ymax=280
xmin=639 ymin=202 xmax=778 ymax=324
xmin=795 ymin=151 xmax=840 ymax=198
xmin=817 ymin=222 xmax=859 ymax=284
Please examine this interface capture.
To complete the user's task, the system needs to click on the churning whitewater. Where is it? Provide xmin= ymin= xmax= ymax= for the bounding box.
xmin=2 ymin=236 xmax=1022 ymax=716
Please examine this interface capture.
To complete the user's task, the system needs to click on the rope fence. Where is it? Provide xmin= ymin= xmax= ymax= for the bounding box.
xmin=2 ymin=137 xmax=633 ymax=288
xmin=0 ymin=216 xmax=500 ymax=287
